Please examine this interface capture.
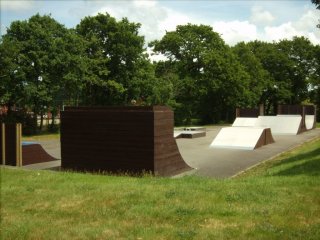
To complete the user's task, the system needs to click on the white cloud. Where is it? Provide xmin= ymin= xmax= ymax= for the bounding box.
xmin=214 ymin=7 xmax=320 ymax=46
xmin=264 ymin=22 xmax=300 ymax=41
xmin=133 ymin=0 xmax=157 ymax=8
xmin=262 ymin=9 xmax=320 ymax=45
xmin=158 ymin=8 xmax=191 ymax=33
xmin=91 ymin=1 xmax=319 ymax=47
xmin=146 ymin=47 xmax=167 ymax=62
xmin=1 ymin=0 xmax=35 ymax=12
xmin=212 ymin=21 xmax=258 ymax=46
xmin=94 ymin=1 xmax=193 ymax=43
xmin=1 ymin=23 xmax=7 ymax=35
xmin=293 ymin=9 xmax=319 ymax=31
xmin=250 ymin=6 xmax=275 ymax=25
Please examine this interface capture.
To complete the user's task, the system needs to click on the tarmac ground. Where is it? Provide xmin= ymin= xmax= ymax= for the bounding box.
xmin=21 ymin=127 xmax=320 ymax=178
xmin=177 ymin=127 xmax=320 ymax=178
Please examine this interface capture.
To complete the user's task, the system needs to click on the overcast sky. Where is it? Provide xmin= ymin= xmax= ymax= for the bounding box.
xmin=1 ymin=0 xmax=319 ymax=47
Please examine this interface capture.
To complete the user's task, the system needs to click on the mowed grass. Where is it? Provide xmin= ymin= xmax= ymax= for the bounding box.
xmin=1 ymin=139 xmax=320 ymax=239
xmin=22 ymin=132 xmax=60 ymax=141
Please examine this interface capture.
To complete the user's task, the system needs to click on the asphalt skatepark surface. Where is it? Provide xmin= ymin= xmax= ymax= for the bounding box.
xmin=177 ymin=127 xmax=320 ymax=178
xmin=22 ymin=127 xmax=320 ymax=178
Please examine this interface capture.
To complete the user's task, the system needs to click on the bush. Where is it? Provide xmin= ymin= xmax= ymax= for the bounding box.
xmin=0 ymin=110 xmax=37 ymax=135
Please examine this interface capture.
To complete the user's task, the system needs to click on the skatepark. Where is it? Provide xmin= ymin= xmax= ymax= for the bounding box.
xmin=1 ymin=104 xmax=319 ymax=178
xmin=20 ymin=125 xmax=320 ymax=178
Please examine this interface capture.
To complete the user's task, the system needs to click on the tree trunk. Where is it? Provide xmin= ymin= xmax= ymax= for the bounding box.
xmin=40 ymin=113 xmax=43 ymax=131
xmin=266 ymin=102 xmax=271 ymax=115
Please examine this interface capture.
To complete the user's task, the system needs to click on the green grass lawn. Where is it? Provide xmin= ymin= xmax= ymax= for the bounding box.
xmin=1 ymin=139 xmax=320 ymax=240
xmin=22 ymin=132 xmax=60 ymax=141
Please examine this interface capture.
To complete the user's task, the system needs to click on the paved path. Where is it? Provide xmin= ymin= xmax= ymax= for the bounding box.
xmin=22 ymin=127 xmax=320 ymax=178
xmin=176 ymin=127 xmax=320 ymax=178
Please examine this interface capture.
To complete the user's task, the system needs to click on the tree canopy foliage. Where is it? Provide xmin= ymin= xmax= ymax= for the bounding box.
xmin=1 ymin=13 xmax=319 ymax=132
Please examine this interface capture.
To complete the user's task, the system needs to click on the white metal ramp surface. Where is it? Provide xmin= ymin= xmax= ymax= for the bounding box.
xmin=210 ymin=127 xmax=269 ymax=150
xmin=232 ymin=117 xmax=257 ymax=127
xmin=305 ymin=115 xmax=315 ymax=130
xmin=255 ymin=115 xmax=302 ymax=135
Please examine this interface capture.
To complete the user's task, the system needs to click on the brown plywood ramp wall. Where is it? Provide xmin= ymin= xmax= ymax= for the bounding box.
xmin=0 ymin=123 xmax=4 ymax=164
xmin=61 ymin=106 xmax=192 ymax=176
xmin=22 ymin=144 xmax=57 ymax=165
xmin=254 ymin=128 xmax=275 ymax=149
xmin=4 ymin=124 xmax=22 ymax=166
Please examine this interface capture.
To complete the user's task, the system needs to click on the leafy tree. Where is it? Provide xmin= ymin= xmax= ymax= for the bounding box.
xmin=277 ymin=37 xmax=318 ymax=104
xmin=151 ymin=24 xmax=251 ymax=124
xmin=0 ymin=14 xmax=79 ymax=133
xmin=247 ymin=41 xmax=292 ymax=114
xmin=308 ymin=44 xmax=320 ymax=120
xmin=76 ymin=13 xmax=149 ymax=105
xmin=232 ymin=42 xmax=272 ymax=107
xmin=0 ymin=35 xmax=25 ymax=115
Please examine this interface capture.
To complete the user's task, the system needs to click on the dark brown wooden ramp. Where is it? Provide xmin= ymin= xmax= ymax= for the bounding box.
xmin=254 ymin=128 xmax=275 ymax=149
xmin=22 ymin=143 xmax=57 ymax=165
xmin=61 ymin=106 xmax=192 ymax=176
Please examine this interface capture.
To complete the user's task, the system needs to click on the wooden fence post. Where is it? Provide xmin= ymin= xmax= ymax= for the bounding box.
xmin=16 ymin=124 xmax=22 ymax=167
xmin=1 ymin=123 xmax=5 ymax=165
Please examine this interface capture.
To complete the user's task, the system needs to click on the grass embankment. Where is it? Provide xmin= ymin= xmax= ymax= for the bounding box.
xmin=1 ymin=139 xmax=320 ymax=239
xmin=22 ymin=132 xmax=60 ymax=141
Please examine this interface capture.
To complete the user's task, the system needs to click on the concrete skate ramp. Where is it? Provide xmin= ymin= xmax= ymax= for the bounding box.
xmin=305 ymin=115 xmax=316 ymax=130
xmin=232 ymin=117 xmax=257 ymax=127
xmin=256 ymin=115 xmax=303 ymax=135
xmin=210 ymin=127 xmax=274 ymax=150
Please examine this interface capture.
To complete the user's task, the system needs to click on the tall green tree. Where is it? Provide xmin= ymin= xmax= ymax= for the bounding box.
xmin=232 ymin=42 xmax=272 ymax=107
xmin=0 ymin=14 xmax=80 ymax=132
xmin=76 ymin=13 xmax=152 ymax=105
xmin=247 ymin=41 xmax=292 ymax=114
xmin=277 ymin=37 xmax=318 ymax=104
xmin=308 ymin=44 xmax=320 ymax=121
xmin=151 ymin=24 xmax=251 ymax=124
xmin=0 ymin=35 xmax=25 ymax=115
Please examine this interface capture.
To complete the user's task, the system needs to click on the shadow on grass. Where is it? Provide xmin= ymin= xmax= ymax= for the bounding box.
xmin=272 ymin=147 xmax=320 ymax=176
xmin=273 ymin=147 xmax=320 ymax=167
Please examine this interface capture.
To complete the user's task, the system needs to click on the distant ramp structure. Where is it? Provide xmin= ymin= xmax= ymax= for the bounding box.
xmin=277 ymin=104 xmax=317 ymax=131
xmin=210 ymin=127 xmax=274 ymax=150
xmin=304 ymin=105 xmax=317 ymax=130
xmin=305 ymin=115 xmax=316 ymax=130
xmin=232 ymin=117 xmax=257 ymax=127
xmin=256 ymin=115 xmax=304 ymax=135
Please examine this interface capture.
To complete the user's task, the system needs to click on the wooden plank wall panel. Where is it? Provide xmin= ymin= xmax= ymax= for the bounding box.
xmin=0 ymin=123 xmax=3 ymax=164
xmin=61 ymin=106 xmax=191 ymax=176
xmin=278 ymin=105 xmax=303 ymax=115
xmin=304 ymin=105 xmax=316 ymax=115
xmin=236 ymin=108 xmax=260 ymax=118
xmin=5 ymin=124 xmax=17 ymax=166
xmin=153 ymin=109 xmax=192 ymax=176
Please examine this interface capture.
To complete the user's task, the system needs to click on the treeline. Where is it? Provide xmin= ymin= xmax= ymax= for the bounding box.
xmin=0 ymin=13 xmax=319 ymax=133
